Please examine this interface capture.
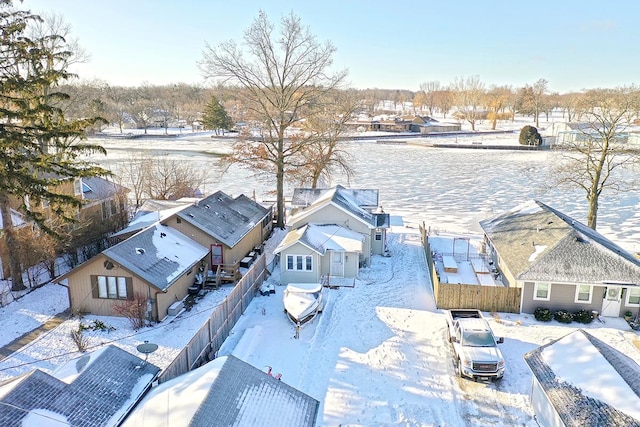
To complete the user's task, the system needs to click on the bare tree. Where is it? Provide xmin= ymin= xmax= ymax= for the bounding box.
xmin=552 ymin=87 xmax=640 ymax=229
xmin=485 ymin=85 xmax=512 ymax=130
xmin=419 ymin=81 xmax=441 ymax=116
xmin=288 ymin=90 xmax=358 ymax=188
xmin=199 ymin=11 xmax=348 ymax=228
xmin=434 ymin=88 xmax=453 ymax=118
xmin=142 ymin=154 xmax=207 ymax=200
xmin=451 ymin=76 xmax=485 ymax=131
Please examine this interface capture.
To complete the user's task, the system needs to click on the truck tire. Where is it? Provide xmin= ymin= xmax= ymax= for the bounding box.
xmin=457 ymin=359 xmax=464 ymax=378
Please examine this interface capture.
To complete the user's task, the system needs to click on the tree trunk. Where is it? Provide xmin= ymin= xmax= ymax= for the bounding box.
xmin=276 ymin=137 xmax=285 ymax=229
xmin=0 ymin=195 xmax=26 ymax=291
xmin=587 ymin=195 xmax=598 ymax=229
xmin=491 ymin=115 xmax=497 ymax=130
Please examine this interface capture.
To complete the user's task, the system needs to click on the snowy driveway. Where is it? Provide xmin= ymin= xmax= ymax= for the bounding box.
xmin=225 ymin=228 xmax=537 ymax=426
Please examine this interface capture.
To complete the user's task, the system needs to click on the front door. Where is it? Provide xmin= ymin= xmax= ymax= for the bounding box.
xmin=601 ymin=286 xmax=622 ymax=317
xmin=211 ymin=244 xmax=223 ymax=266
xmin=330 ymin=251 xmax=344 ymax=277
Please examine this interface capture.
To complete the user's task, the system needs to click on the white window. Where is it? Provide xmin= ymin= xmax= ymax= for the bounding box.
xmin=286 ymin=255 xmax=313 ymax=271
xmin=627 ymin=287 xmax=640 ymax=306
xmin=97 ymin=275 xmax=128 ymax=299
xmin=533 ymin=282 xmax=551 ymax=301
xmin=574 ymin=285 xmax=592 ymax=303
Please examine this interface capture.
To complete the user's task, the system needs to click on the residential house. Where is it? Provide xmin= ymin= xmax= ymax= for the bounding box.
xmin=523 ymin=329 xmax=640 ymax=427
xmin=274 ymin=223 xmax=364 ymax=284
xmin=162 ymin=191 xmax=272 ymax=270
xmin=0 ymin=345 xmax=160 ymax=427
xmin=111 ymin=199 xmax=193 ymax=242
xmin=410 ymin=116 xmax=462 ymax=134
xmin=480 ymin=200 xmax=640 ymax=317
xmin=57 ymin=224 xmax=209 ymax=322
xmin=122 ymin=355 xmax=319 ymax=427
xmin=290 ymin=187 xmax=380 ymax=214
xmin=277 ymin=186 xmax=390 ymax=284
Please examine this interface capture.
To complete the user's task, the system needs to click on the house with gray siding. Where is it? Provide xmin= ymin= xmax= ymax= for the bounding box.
xmin=480 ymin=200 xmax=640 ymax=317
xmin=286 ymin=185 xmax=390 ymax=268
xmin=523 ymin=329 xmax=640 ymax=427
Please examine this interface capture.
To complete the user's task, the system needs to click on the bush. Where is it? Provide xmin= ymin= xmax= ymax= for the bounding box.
xmin=553 ymin=310 xmax=573 ymax=324
xmin=573 ymin=309 xmax=593 ymax=324
xmin=534 ymin=307 xmax=553 ymax=322
xmin=519 ymin=125 xmax=542 ymax=146
xmin=70 ymin=328 xmax=89 ymax=352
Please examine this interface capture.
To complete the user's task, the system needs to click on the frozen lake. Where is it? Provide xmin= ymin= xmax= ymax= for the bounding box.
xmin=89 ymin=136 xmax=640 ymax=251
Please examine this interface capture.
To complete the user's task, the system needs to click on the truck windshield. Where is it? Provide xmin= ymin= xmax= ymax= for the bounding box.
xmin=462 ymin=331 xmax=495 ymax=347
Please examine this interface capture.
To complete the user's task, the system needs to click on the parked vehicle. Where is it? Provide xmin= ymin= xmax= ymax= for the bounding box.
xmin=445 ymin=309 xmax=505 ymax=381
xmin=283 ymin=283 xmax=325 ymax=324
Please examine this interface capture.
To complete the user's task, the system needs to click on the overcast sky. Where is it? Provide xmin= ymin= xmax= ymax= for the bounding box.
xmin=23 ymin=0 xmax=640 ymax=93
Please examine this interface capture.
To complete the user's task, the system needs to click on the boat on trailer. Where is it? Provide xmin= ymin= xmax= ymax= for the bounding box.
xmin=283 ymin=283 xmax=325 ymax=324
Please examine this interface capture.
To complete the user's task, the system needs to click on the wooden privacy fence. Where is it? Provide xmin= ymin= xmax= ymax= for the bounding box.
xmin=419 ymin=223 xmax=521 ymax=314
xmin=158 ymin=254 xmax=267 ymax=383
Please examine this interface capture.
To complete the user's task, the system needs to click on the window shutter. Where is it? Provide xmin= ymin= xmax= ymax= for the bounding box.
xmin=91 ymin=275 xmax=98 ymax=298
xmin=126 ymin=277 xmax=134 ymax=300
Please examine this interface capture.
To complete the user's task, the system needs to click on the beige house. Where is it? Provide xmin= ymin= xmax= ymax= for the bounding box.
xmin=58 ymin=224 xmax=208 ymax=322
xmin=161 ymin=191 xmax=272 ymax=270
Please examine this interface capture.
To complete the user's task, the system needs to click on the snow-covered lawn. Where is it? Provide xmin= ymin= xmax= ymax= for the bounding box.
xmin=2 ymin=226 xmax=638 ymax=426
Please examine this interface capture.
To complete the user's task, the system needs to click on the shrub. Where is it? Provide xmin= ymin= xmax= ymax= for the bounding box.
xmin=534 ymin=307 xmax=553 ymax=322
xmin=70 ymin=328 xmax=89 ymax=352
xmin=554 ymin=310 xmax=573 ymax=324
xmin=573 ymin=309 xmax=593 ymax=324
xmin=519 ymin=125 xmax=542 ymax=146
xmin=113 ymin=292 xmax=148 ymax=330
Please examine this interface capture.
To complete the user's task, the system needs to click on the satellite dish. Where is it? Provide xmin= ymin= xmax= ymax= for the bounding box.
xmin=136 ymin=341 xmax=158 ymax=367
xmin=104 ymin=260 xmax=114 ymax=270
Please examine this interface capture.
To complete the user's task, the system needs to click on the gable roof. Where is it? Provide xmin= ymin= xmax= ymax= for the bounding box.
xmin=0 ymin=345 xmax=159 ymax=427
xmin=523 ymin=329 xmax=640 ymax=426
xmin=274 ymin=223 xmax=365 ymax=256
xmin=122 ymin=355 xmax=319 ymax=427
xmin=291 ymin=187 xmax=379 ymax=209
xmin=479 ymin=200 xmax=640 ymax=284
xmin=80 ymin=176 xmax=128 ymax=202
xmin=288 ymin=185 xmax=387 ymax=229
xmin=102 ymin=224 xmax=208 ymax=290
xmin=174 ymin=191 xmax=269 ymax=248
xmin=111 ymin=199 xmax=191 ymax=239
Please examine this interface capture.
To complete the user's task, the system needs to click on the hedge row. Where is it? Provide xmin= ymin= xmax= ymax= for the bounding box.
xmin=534 ymin=307 xmax=594 ymax=324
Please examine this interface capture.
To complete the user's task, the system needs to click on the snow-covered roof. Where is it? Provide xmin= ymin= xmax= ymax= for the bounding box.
xmin=175 ymin=191 xmax=269 ymax=248
xmin=479 ymin=200 xmax=640 ymax=284
xmin=122 ymin=355 xmax=319 ymax=427
xmin=291 ymin=187 xmax=379 ymax=209
xmin=0 ymin=345 xmax=159 ymax=427
xmin=111 ymin=200 xmax=191 ymax=239
xmin=288 ymin=185 xmax=387 ymax=229
xmin=524 ymin=329 xmax=640 ymax=426
xmin=103 ymin=224 xmax=208 ymax=290
xmin=274 ymin=223 xmax=365 ymax=256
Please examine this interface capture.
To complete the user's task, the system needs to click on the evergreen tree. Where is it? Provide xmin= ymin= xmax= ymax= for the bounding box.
xmin=519 ymin=125 xmax=542 ymax=146
xmin=0 ymin=1 xmax=109 ymax=290
xmin=200 ymin=95 xmax=233 ymax=135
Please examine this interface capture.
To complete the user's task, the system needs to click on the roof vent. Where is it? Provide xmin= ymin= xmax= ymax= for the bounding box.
xmin=205 ymin=204 xmax=210 ymax=209
xmin=104 ymin=260 xmax=114 ymax=270
xmin=135 ymin=248 xmax=146 ymax=255
xmin=189 ymin=213 xmax=195 ymax=218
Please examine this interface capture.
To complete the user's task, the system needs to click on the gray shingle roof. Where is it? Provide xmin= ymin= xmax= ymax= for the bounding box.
xmin=523 ymin=330 xmax=640 ymax=427
xmin=81 ymin=177 xmax=128 ymax=202
xmin=480 ymin=200 xmax=640 ymax=284
xmin=0 ymin=345 xmax=159 ymax=427
xmin=124 ymin=355 xmax=319 ymax=426
xmin=190 ymin=356 xmax=318 ymax=427
xmin=176 ymin=191 xmax=269 ymax=248
xmin=103 ymin=224 xmax=208 ymax=290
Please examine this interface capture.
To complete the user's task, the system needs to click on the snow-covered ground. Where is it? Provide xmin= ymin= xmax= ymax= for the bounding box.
xmin=1 ymin=227 xmax=638 ymax=426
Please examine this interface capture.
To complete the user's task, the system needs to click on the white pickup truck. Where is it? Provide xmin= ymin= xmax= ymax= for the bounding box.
xmin=445 ymin=309 xmax=505 ymax=381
